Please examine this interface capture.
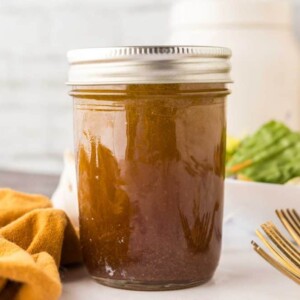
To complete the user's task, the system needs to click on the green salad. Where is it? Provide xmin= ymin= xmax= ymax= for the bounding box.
xmin=226 ymin=120 xmax=300 ymax=184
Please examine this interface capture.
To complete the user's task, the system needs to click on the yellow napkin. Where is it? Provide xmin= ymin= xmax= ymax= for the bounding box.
xmin=0 ymin=188 xmax=81 ymax=300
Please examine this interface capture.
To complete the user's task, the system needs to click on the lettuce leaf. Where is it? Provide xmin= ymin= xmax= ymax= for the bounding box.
xmin=237 ymin=140 xmax=300 ymax=183
xmin=226 ymin=121 xmax=294 ymax=176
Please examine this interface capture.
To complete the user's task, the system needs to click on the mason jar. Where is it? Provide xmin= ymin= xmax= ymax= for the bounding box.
xmin=67 ymin=46 xmax=232 ymax=291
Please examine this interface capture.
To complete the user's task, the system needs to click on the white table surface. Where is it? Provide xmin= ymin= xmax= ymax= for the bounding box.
xmin=61 ymin=245 xmax=299 ymax=300
xmin=60 ymin=179 xmax=300 ymax=300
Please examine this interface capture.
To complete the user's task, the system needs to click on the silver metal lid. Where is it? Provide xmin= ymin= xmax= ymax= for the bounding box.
xmin=67 ymin=46 xmax=232 ymax=85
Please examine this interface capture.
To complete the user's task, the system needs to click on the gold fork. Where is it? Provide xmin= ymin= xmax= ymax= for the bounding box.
xmin=252 ymin=209 xmax=300 ymax=285
xmin=276 ymin=209 xmax=300 ymax=246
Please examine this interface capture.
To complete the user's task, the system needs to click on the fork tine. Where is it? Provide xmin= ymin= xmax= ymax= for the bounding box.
xmin=264 ymin=222 xmax=300 ymax=265
xmin=260 ymin=223 xmax=300 ymax=271
xmin=252 ymin=241 xmax=300 ymax=285
xmin=287 ymin=209 xmax=300 ymax=240
xmin=252 ymin=240 xmax=300 ymax=284
xmin=291 ymin=209 xmax=300 ymax=223
xmin=252 ymin=210 xmax=300 ymax=285
xmin=276 ymin=209 xmax=300 ymax=246
xmin=266 ymin=222 xmax=300 ymax=261
xmin=255 ymin=229 xmax=295 ymax=271
xmin=287 ymin=209 xmax=300 ymax=234
xmin=287 ymin=210 xmax=300 ymax=229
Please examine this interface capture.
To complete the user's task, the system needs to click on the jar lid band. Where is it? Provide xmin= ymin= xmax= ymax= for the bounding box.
xmin=67 ymin=46 xmax=232 ymax=85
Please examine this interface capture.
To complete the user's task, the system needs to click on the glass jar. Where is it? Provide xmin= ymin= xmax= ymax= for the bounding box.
xmin=67 ymin=46 xmax=232 ymax=291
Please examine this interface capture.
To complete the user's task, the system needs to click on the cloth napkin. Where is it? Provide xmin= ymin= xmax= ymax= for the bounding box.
xmin=0 ymin=188 xmax=81 ymax=300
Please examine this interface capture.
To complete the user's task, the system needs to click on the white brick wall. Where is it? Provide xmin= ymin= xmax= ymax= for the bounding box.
xmin=0 ymin=0 xmax=300 ymax=174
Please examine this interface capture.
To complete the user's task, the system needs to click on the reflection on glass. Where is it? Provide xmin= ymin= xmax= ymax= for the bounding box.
xmin=78 ymin=135 xmax=131 ymax=274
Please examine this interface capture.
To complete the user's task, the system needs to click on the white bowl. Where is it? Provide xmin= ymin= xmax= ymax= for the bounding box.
xmin=223 ymin=179 xmax=300 ymax=247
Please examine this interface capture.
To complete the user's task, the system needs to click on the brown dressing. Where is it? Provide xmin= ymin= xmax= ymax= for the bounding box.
xmin=73 ymin=83 xmax=228 ymax=290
